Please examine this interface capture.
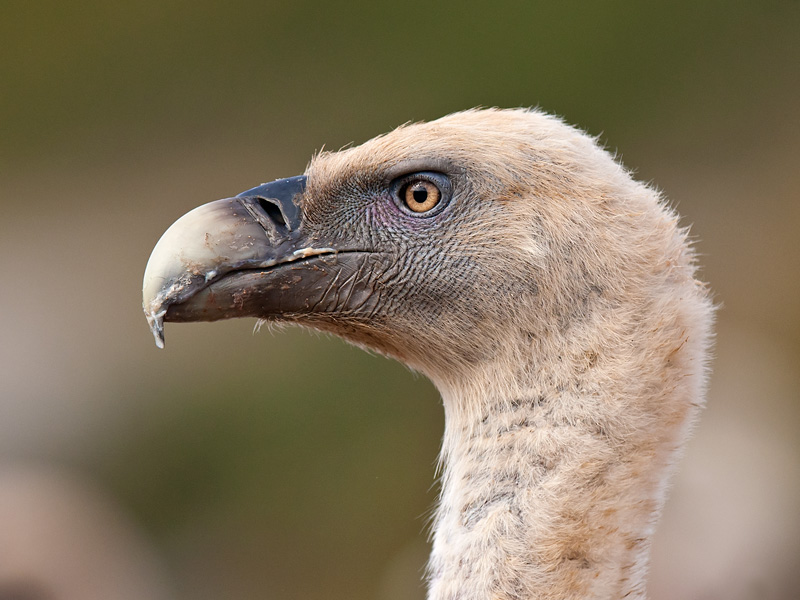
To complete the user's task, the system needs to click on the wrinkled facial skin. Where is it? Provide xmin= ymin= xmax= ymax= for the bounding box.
xmin=285 ymin=158 xmax=510 ymax=368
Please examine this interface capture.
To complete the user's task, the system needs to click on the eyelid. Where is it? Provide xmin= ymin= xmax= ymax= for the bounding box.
xmin=383 ymin=159 xmax=462 ymax=182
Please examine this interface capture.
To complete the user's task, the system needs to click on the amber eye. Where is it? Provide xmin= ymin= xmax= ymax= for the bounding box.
xmin=390 ymin=171 xmax=451 ymax=217
xmin=402 ymin=180 xmax=441 ymax=213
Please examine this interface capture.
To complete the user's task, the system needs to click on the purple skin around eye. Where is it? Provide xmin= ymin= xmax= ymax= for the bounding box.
xmin=365 ymin=193 xmax=440 ymax=233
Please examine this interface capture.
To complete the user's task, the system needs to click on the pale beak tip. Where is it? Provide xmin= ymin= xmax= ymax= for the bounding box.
xmin=145 ymin=306 xmax=167 ymax=349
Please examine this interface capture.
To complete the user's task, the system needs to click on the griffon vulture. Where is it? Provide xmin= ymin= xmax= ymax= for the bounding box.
xmin=143 ymin=108 xmax=713 ymax=600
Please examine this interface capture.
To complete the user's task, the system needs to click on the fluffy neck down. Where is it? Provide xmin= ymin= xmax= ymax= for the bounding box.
xmin=426 ymin=290 xmax=710 ymax=600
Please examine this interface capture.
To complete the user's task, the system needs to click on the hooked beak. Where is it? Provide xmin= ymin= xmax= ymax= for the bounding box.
xmin=142 ymin=175 xmax=376 ymax=348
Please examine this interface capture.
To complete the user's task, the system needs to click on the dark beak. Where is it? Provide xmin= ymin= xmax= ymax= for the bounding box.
xmin=142 ymin=176 xmax=373 ymax=348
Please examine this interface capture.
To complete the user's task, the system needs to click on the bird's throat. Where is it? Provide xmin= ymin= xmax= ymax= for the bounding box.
xmin=427 ymin=387 xmax=664 ymax=600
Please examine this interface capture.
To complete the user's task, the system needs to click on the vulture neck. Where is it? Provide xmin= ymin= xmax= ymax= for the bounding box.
xmin=426 ymin=354 xmax=681 ymax=600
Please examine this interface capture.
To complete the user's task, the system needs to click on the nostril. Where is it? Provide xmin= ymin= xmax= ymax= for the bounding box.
xmin=258 ymin=198 xmax=286 ymax=229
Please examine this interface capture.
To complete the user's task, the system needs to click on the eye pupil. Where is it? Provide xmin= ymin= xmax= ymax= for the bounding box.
xmin=412 ymin=187 xmax=428 ymax=203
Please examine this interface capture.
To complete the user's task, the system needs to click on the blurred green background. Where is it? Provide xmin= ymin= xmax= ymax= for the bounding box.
xmin=1 ymin=1 xmax=798 ymax=599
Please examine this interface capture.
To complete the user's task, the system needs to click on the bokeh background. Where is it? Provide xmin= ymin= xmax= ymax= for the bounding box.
xmin=2 ymin=2 xmax=798 ymax=599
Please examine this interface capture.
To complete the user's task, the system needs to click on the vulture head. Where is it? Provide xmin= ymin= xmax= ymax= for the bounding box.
xmin=143 ymin=108 xmax=713 ymax=599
